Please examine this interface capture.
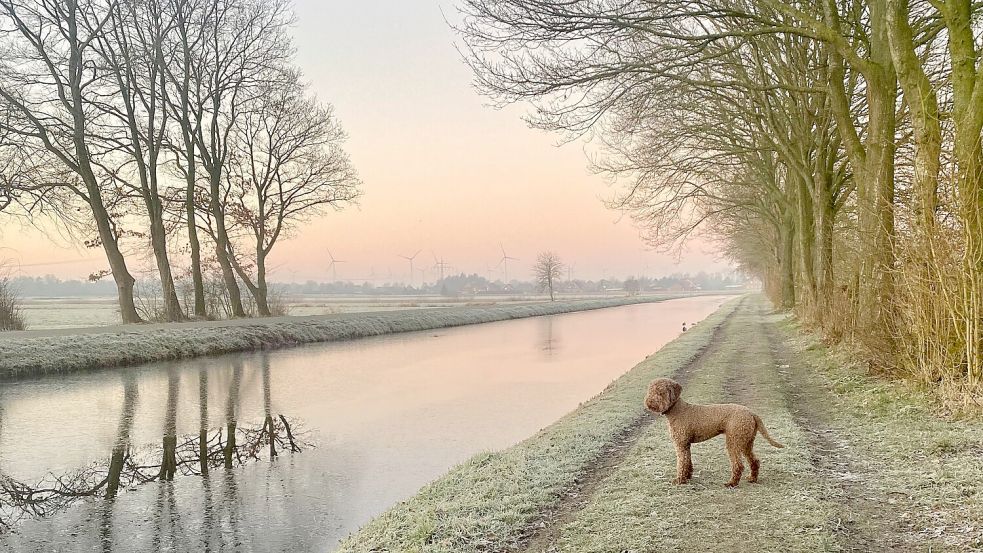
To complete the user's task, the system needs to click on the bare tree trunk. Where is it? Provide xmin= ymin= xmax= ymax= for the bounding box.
xmin=148 ymin=203 xmax=184 ymax=321
xmin=230 ymin=248 xmax=271 ymax=317
xmin=796 ymin=174 xmax=817 ymax=307
xmin=856 ymin=69 xmax=897 ymax=335
xmin=813 ymin=170 xmax=836 ymax=319
xmin=169 ymin=1 xmax=207 ymax=318
xmin=780 ymin=207 xmax=797 ymax=309
xmin=255 ymin=253 xmax=271 ymax=316
xmin=98 ymin=7 xmax=184 ymax=323
xmin=187 ymin=184 xmax=207 ymax=318
xmin=206 ymin=168 xmax=246 ymax=318
xmin=886 ymin=0 xmax=941 ymax=234
xmin=90 ymin=196 xmax=142 ymax=324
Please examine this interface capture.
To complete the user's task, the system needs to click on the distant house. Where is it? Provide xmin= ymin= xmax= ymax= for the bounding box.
xmin=669 ymin=279 xmax=700 ymax=292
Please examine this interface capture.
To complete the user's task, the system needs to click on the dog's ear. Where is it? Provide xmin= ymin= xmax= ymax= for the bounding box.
xmin=669 ymin=380 xmax=682 ymax=404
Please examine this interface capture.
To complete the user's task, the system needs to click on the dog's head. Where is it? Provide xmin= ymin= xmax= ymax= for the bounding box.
xmin=644 ymin=377 xmax=682 ymax=414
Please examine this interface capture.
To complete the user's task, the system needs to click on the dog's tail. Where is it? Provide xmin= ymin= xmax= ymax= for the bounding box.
xmin=753 ymin=415 xmax=784 ymax=448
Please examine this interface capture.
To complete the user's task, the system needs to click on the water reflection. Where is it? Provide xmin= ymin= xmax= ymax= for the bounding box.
xmin=0 ymin=358 xmax=310 ymax=534
xmin=538 ymin=317 xmax=559 ymax=356
xmin=106 ymin=374 xmax=137 ymax=498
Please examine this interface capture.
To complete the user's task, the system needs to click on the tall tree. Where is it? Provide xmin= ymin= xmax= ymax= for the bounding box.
xmin=93 ymin=0 xmax=185 ymax=321
xmin=533 ymin=251 xmax=564 ymax=301
xmin=223 ymin=75 xmax=360 ymax=316
xmin=0 ymin=0 xmax=142 ymax=323
xmin=162 ymin=0 xmax=209 ymax=317
xmin=185 ymin=0 xmax=294 ymax=318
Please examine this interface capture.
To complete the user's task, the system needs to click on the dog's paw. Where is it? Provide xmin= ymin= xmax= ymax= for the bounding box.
xmin=724 ymin=481 xmax=739 ymax=488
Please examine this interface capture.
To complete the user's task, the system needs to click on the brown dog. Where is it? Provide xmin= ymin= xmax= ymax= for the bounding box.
xmin=645 ymin=377 xmax=784 ymax=487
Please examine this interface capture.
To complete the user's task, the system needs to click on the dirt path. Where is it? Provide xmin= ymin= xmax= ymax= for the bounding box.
xmin=516 ymin=302 xmax=737 ymax=552
xmin=514 ymin=295 xmax=983 ymax=552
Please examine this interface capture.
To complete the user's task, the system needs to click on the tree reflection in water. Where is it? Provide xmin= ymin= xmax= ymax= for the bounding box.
xmin=0 ymin=360 xmax=311 ymax=533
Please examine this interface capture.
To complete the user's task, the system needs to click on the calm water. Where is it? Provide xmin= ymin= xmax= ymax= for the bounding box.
xmin=0 ymin=296 xmax=728 ymax=551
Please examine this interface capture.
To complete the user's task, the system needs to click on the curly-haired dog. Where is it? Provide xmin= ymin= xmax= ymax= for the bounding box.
xmin=644 ymin=377 xmax=784 ymax=487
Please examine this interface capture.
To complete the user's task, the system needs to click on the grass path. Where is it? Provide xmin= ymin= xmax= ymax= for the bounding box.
xmin=337 ymin=295 xmax=983 ymax=552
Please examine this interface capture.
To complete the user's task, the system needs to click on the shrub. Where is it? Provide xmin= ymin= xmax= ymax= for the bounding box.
xmin=0 ymin=274 xmax=26 ymax=331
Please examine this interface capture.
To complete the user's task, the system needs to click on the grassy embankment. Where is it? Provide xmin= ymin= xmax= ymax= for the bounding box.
xmin=339 ymin=295 xmax=983 ymax=552
xmin=0 ymin=295 xmax=693 ymax=379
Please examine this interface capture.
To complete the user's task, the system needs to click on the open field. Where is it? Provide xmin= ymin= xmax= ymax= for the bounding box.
xmin=338 ymin=295 xmax=983 ymax=552
xmin=14 ymin=292 xmax=714 ymax=330
xmin=0 ymin=294 xmax=708 ymax=379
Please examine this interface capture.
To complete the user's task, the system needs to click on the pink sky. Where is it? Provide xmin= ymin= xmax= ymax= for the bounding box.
xmin=0 ymin=1 xmax=731 ymax=283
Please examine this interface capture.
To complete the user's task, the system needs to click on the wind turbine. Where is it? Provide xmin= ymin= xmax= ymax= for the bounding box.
xmin=398 ymin=250 xmax=422 ymax=286
xmin=498 ymin=244 xmax=519 ymax=283
xmin=327 ymin=249 xmax=347 ymax=282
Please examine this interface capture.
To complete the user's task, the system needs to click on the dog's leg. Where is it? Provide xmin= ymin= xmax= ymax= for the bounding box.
xmin=725 ymin=435 xmax=743 ymax=487
xmin=684 ymin=446 xmax=694 ymax=480
xmin=673 ymin=442 xmax=692 ymax=484
xmin=742 ymin=441 xmax=760 ymax=483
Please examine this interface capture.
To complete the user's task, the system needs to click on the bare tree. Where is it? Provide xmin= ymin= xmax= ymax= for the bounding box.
xmin=221 ymin=74 xmax=360 ymax=316
xmin=91 ymin=0 xmax=186 ymax=321
xmin=0 ymin=0 xmax=143 ymax=323
xmin=184 ymin=0 xmax=294 ymax=318
xmin=161 ymin=0 xmax=209 ymax=318
xmin=533 ymin=251 xmax=564 ymax=301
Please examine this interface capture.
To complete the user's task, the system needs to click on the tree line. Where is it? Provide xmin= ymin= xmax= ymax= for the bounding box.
xmin=0 ymin=0 xmax=360 ymax=323
xmin=458 ymin=0 xmax=983 ymax=404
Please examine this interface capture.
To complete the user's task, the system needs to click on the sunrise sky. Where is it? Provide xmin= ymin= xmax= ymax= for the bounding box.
xmin=0 ymin=0 xmax=731 ymax=283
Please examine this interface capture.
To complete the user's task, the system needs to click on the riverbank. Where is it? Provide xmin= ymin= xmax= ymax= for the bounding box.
xmin=0 ymin=294 xmax=703 ymax=379
xmin=337 ymin=295 xmax=983 ymax=552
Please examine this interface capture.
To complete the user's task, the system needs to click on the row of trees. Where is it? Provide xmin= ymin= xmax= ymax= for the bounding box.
xmin=458 ymin=0 xmax=983 ymax=403
xmin=0 ymin=0 xmax=360 ymax=322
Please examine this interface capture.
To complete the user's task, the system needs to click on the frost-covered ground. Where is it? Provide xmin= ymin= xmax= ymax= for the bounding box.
xmin=17 ymin=297 xmax=122 ymax=329
xmin=0 ymin=295 xmax=691 ymax=378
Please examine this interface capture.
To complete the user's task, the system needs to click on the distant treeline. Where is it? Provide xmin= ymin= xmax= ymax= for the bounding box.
xmin=7 ymin=276 xmax=118 ymax=298
xmin=11 ymin=272 xmax=747 ymax=298
xmin=277 ymin=271 xmax=747 ymax=297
